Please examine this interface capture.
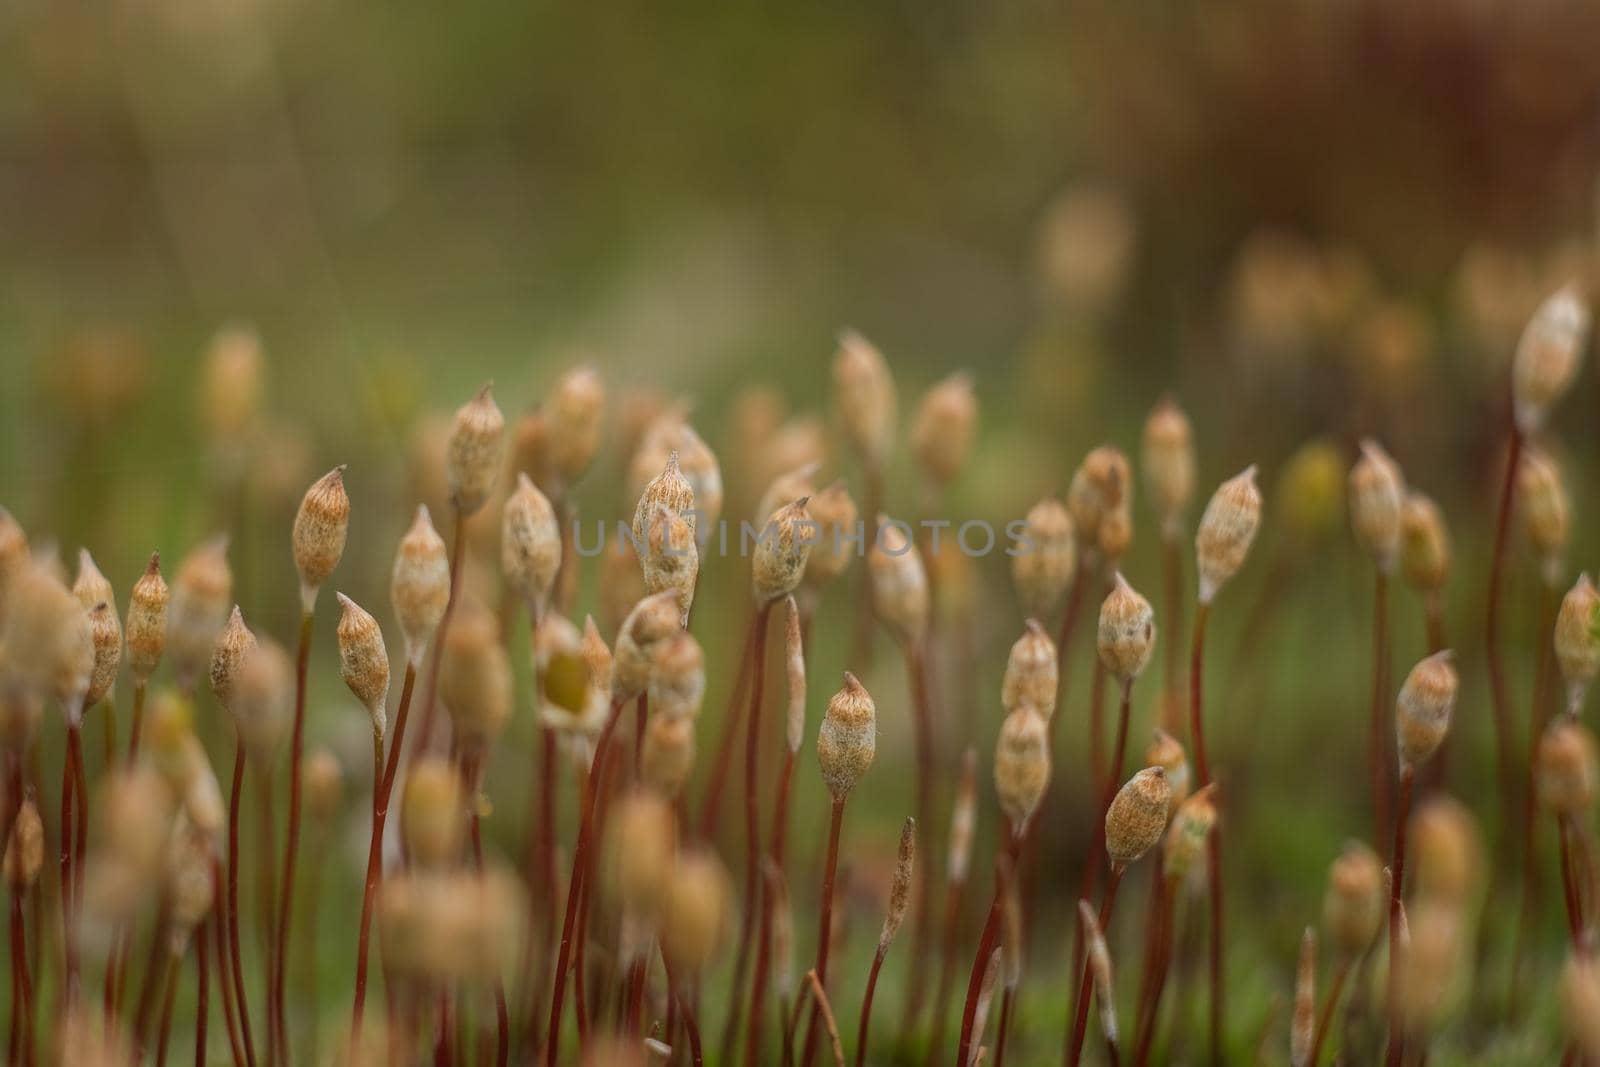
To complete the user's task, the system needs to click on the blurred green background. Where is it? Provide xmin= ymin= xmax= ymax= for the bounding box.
xmin=4 ymin=1 xmax=1600 ymax=1062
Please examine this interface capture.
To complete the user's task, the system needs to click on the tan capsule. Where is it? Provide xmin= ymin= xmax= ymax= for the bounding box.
xmin=165 ymin=826 xmax=216 ymax=954
xmin=580 ymin=615 xmax=614 ymax=706
xmin=336 ymin=593 xmax=391 ymax=739
xmin=1556 ymin=574 xmax=1600 ymax=714
xmin=641 ymin=713 xmax=696 ymax=799
xmin=1195 ymin=466 xmax=1262 ymax=604
xmin=817 ymin=672 xmax=877 ymax=801
xmin=232 ymin=640 xmax=293 ymax=763
xmin=545 ymin=364 xmax=606 ymax=485
xmin=1396 ymin=899 xmax=1464 ymax=1033
xmin=604 ymin=790 xmax=675 ymax=918
xmin=502 ymin=473 xmax=561 ymax=612
xmin=391 ymin=506 xmax=451 ymax=668
xmin=1349 ymin=439 xmax=1404 ymax=573
xmin=785 ymin=596 xmax=806 ymax=755
xmin=879 ymin=816 xmax=916 ymax=951
xmin=1277 ymin=439 xmax=1345 ymax=548
xmin=1291 ymin=927 xmax=1316 ymax=1067
xmin=125 ymin=553 xmax=169 ymax=685
xmin=833 ymin=329 xmax=898 ymax=470
xmin=675 ymin=425 xmax=724 ymax=535
xmin=447 ymin=384 xmax=506 ymax=517
xmin=440 ymin=597 xmax=511 ymax=750
xmin=1395 ymin=650 xmax=1457 ymax=770
xmin=643 ymin=504 xmax=699 ymax=627
xmin=0 ymin=508 xmax=30 ymax=622
xmin=801 ymin=482 xmax=859 ymax=590
xmin=179 ymin=733 xmax=224 ymax=835
xmin=1162 ymin=783 xmax=1216 ymax=883
xmin=867 ymin=514 xmax=928 ymax=646
xmin=1145 ymin=728 xmax=1190 ymax=806
xmin=633 ymin=452 xmax=697 ymax=550
xmin=648 ymin=631 xmax=704 ymax=722
xmin=661 ymin=849 xmax=731 ymax=975
xmin=947 ymin=747 xmax=979 ymax=886
xmin=72 ymin=548 xmax=114 ymax=613
xmin=994 ymin=706 xmax=1050 ymax=832
xmin=1097 ymin=572 xmax=1156 ymax=682
xmin=1539 ymin=719 xmax=1599 ymax=816
xmin=1012 ymin=498 xmax=1076 ymax=619
xmin=403 ymin=757 xmax=464 ymax=871
xmin=1399 ymin=492 xmax=1451 ymax=594
xmin=1098 ymin=501 xmax=1134 ymax=564
xmin=292 ymin=466 xmax=350 ymax=609
xmin=1512 ymin=282 xmax=1591 ymax=434
xmin=1562 ymin=955 xmax=1600 ymax=1059
xmin=1105 ymin=766 xmax=1171 ymax=868
xmin=1410 ymin=796 xmax=1481 ymax=904
xmin=1078 ymin=899 xmax=1117 ymax=1049
xmin=1067 ymin=446 xmax=1132 ymax=554
xmin=510 ymin=408 xmax=554 ymax=492
xmin=3 ymin=798 xmax=43 ymax=889
xmin=304 ymin=747 xmax=344 ymax=821
xmin=1143 ymin=397 xmax=1196 ymax=540
xmin=209 ymin=606 xmax=257 ymax=715
xmin=1519 ymin=445 xmax=1570 ymax=583
xmin=168 ymin=535 xmax=233 ymax=690
xmin=3 ymin=563 xmax=93 ymax=718
xmin=1002 ymin=620 xmax=1058 ymax=717
xmin=611 ymin=591 xmax=682 ymax=703
xmin=911 ymin=371 xmax=977 ymax=487
xmin=199 ymin=325 xmax=265 ymax=447
xmin=534 ymin=616 xmax=607 ymax=738
xmin=752 ymin=497 xmax=815 ymax=605
xmin=754 ymin=462 xmax=819 ymax=532
xmin=83 ymin=602 xmax=121 ymax=709
xmin=1323 ymin=841 xmax=1384 ymax=958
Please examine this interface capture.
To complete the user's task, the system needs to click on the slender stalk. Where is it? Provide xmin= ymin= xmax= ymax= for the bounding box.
xmin=664 ymin=954 xmax=703 ymax=1067
xmin=352 ymin=661 xmax=418 ymax=1041
xmin=1131 ymin=877 xmax=1177 ymax=1067
xmin=804 ymin=969 xmax=846 ymax=1067
xmin=957 ymin=830 xmax=1020 ymax=1067
xmin=1368 ymin=572 xmax=1392 ymax=849
xmin=226 ymin=740 xmax=258 ymax=1067
xmin=411 ymin=510 xmax=468 ymax=762
xmin=925 ymin=863 xmax=970 ymax=1067
xmin=155 ymin=951 xmax=180 ymax=1067
xmin=1558 ymin=815 xmax=1585 ymax=950
xmin=133 ymin=918 xmax=170 ymax=1061
xmin=461 ymin=748 xmax=510 ymax=1067
xmin=1304 ymin=955 xmax=1351 ymax=1067
xmin=60 ymin=722 xmax=81 ymax=1007
xmin=1160 ymin=536 xmax=1185 ymax=736
xmin=1067 ymin=866 xmax=1124 ymax=1067
xmin=1052 ymin=559 xmax=1089 ymax=726
xmin=1509 ymin=583 xmax=1559 ymax=1014
xmin=9 ymin=881 xmax=32 ymax=1067
xmin=210 ymin=866 xmax=245 ymax=1067
xmin=746 ymin=745 xmax=799 ymax=1066
xmin=798 ymin=797 xmax=847 ymax=1067
xmin=544 ymin=699 xmax=625 ymax=1066
xmin=1484 ymin=430 xmax=1525 ymax=828
xmin=722 ymin=602 xmax=775 ymax=1061
xmin=853 ymin=948 xmax=888 ymax=1067
xmin=993 ymin=987 xmax=1016 ymax=1067
xmin=848 ymin=467 xmax=884 ymax=670
xmin=1384 ymin=766 xmax=1415 ymax=1067
xmin=904 ymin=639 xmax=937 ymax=1023
xmin=128 ymin=681 xmax=147 ymax=761
xmin=1186 ymin=600 xmax=1226 ymax=1067
xmin=523 ymin=723 xmax=557 ymax=1049
xmin=197 ymin=923 xmax=210 ymax=1067
xmin=697 ymin=613 xmax=756 ymax=841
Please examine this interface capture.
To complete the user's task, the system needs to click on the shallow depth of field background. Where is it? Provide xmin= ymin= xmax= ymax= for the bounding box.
xmin=3 ymin=2 xmax=1600 ymax=1063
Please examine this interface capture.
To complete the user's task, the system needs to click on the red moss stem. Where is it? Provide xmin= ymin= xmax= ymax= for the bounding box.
xmin=1067 ymin=866 xmax=1124 ymax=1067
xmin=799 ymin=797 xmax=847 ymax=1067
xmin=1384 ymin=766 xmax=1414 ymax=1067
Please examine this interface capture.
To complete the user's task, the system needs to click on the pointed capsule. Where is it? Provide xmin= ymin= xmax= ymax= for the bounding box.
xmin=1291 ymin=927 xmax=1316 ymax=1067
xmin=1349 ymin=439 xmax=1405 ymax=573
xmin=633 ymin=452 xmax=697 ymax=551
xmin=292 ymin=465 xmax=350 ymax=610
xmin=784 ymin=596 xmax=806 ymax=755
xmin=534 ymin=616 xmax=604 ymax=738
xmin=878 ymin=817 xmax=916 ymax=952
xmin=648 ymin=631 xmax=704 ymax=722
xmin=911 ymin=371 xmax=977 ymax=487
xmin=1098 ymin=501 xmax=1133 ymax=563
xmin=545 ymin=364 xmax=606 ymax=486
xmin=867 ymin=514 xmax=928 ymax=646
xmin=1512 ymin=283 xmax=1591 ymax=434
xmin=502 ymin=473 xmax=561 ymax=613
xmin=167 ymin=536 xmax=232 ymax=691
xmin=1067 ymin=446 xmax=1132 ymax=556
xmin=83 ymin=601 xmax=122 ymax=709
xmin=1519 ymin=445 xmax=1570 ymax=584
xmin=642 ymin=504 xmax=699 ymax=627
xmin=125 ymin=553 xmax=169 ymax=685
xmin=675 ymin=425 xmax=724 ymax=536
xmin=1323 ymin=841 xmax=1384 ymax=958
xmin=1556 ymin=574 xmax=1600 ymax=714
xmin=1538 ymin=719 xmax=1599 ymax=817
xmin=641 ymin=713 xmax=696 ymax=799
xmin=3 ymin=563 xmax=92 ymax=720
xmin=1399 ymin=492 xmax=1451 ymax=594
xmin=1145 ymin=728 xmax=1190 ymax=806
xmin=73 ymin=549 xmax=114 ymax=613
xmin=833 ymin=329 xmax=898 ymax=471
xmin=440 ymin=598 xmax=511 ymax=750
xmin=994 ymin=706 xmax=1050 ymax=833
xmin=1195 ymin=466 xmax=1262 ymax=604
xmin=752 ymin=497 xmax=815 ymax=605
xmin=817 ymin=672 xmax=877 ymax=801
xmin=232 ymin=640 xmax=293 ymax=763
xmin=391 ymin=506 xmax=451 ymax=668
xmin=209 ymin=606 xmax=257 ymax=715
xmin=611 ymin=591 xmax=682 ymax=704
xmin=754 ymin=462 xmax=819 ymax=532
xmin=1143 ymin=397 xmax=1196 ymax=540
xmin=337 ymin=593 xmax=391 ymax=739
xmin=1079 ymin=900 xmax=1117 ymax=1049
xmin=801 ymin=482 xmax=859 ymax=590
xmin=1097 ymin=572 xmax=1156 ymax=682
xmin=1002 ymin=619 xmax=1058 ymax=717
xmin=1012 ymin=498 xmax=1076 ymax=619
xmin=1395 ymin=650 xmax=1457 ymax=770
xmin=1162 ymin=783 xmax=1216 ymax=883
xmin=1105 ymin=766 xmax=1171 ymax=868
xmin=447 ymin=384 xmax=506 ymax=517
